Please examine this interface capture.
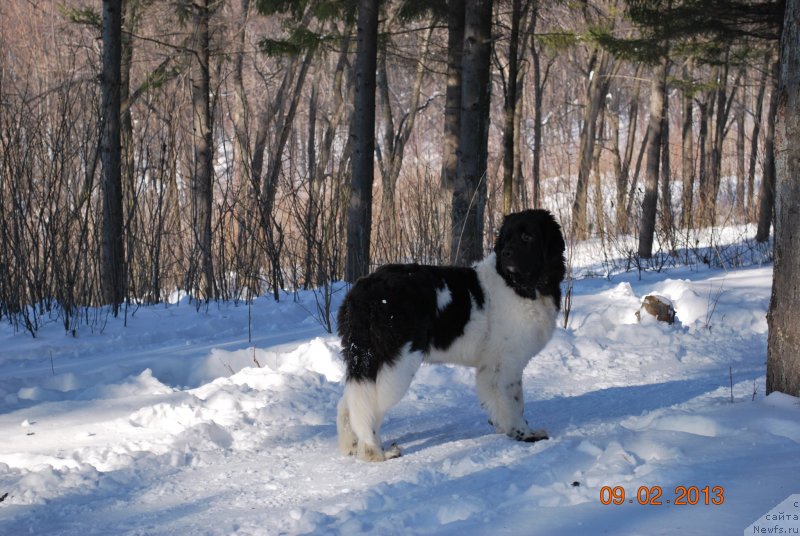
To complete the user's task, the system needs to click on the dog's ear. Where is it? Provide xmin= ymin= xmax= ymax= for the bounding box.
xmin=541 ymin=211 xmax=566 ymax=261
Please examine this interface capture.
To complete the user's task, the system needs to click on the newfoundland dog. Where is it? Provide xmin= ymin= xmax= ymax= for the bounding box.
xmin=336 ymin=209 xmax=566 ymax=461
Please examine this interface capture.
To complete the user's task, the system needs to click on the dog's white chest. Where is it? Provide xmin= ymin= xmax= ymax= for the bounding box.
xmin=486 ymin=292 xmax=557 ymax=364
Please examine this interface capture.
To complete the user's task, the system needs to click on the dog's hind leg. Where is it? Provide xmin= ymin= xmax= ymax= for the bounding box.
xmin=336 ymin=396 xmax=358 ymax=456
xmin=372 ymin=347 xmax=423 ymax=458
xmin=342 ymin=348 xmax=423 ymax=462
xmin=342 ymin=380 xmax=390 ymax=461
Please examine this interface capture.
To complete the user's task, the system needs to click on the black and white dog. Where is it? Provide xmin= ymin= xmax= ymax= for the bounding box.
xmin=336 ymin=209 xmax=566 ymax=461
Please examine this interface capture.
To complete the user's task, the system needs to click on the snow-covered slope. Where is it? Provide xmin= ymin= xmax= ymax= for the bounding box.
xmin=0 ymin=260 xmax=797 ymax=535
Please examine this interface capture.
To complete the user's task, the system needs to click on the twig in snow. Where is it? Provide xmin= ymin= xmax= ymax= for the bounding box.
xmin=220 ymin=359 xmax=235 ymax=376
xmin=729 ymin=367 xmax=734 ymax=403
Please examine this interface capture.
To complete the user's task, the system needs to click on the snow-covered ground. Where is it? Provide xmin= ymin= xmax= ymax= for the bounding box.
xmin=1 ymin=236 xmax=797 ymax=535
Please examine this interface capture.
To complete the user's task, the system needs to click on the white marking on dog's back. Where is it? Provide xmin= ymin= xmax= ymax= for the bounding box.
xmin=436 ymin=285 xmax=452 ymax=312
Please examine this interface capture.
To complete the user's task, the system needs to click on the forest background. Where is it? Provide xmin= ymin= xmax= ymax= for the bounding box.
xmin=0 ymin=0 xmax=789 ymax=342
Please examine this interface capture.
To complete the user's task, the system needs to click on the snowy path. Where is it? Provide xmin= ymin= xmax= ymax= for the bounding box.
xmin=1 ymin=265 xmax=798 ymax=535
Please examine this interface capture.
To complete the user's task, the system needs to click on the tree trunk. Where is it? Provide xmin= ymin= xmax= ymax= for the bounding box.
xmin=230 ymin=0 xmax=258 ymax=293
xmin=304 ymin=85 xmax=318 ymax=289
xmin=441 ymin=0 xmax=465 ymax=192
xmin=767 ymin=0 xmax=800 ymax=396
xmin=609 ymin=102 xmax=623 ymax=227
xmin=592 ymin=103 xmax=606 ymax=236
xmin=613 ymin=63 xmax=643 ymax=233
xmin=451 ymin=0 xmax=493 ymax=266
xmin=100 ymin=0 xmax=125 ymax=312
xmin=756 ymin=60 xmax=780 ymax=242
xmin=317 ymin=31 xmax=351 ymax=190
xmin=709 ymin=62 xmax=730 ymax=226
xmin=502 ymin=0 xmax=522 ymax=215
xmin=261 ymin=49 xmax=313 ymax=230
xmin=747 ymin=53 xmax=770 ymax=223
xmin=120 ymin=0 xmax=137 ymax=299
xmin=571 ymin=47 xmax=610 ymax=240
xmin=638 ymin=59 xmax=668 ymax=259
xmin=231 ymin=0 xmax=252 ymax=188
xmin=735 ymin=66 xmax=747 ymax=222
xmin=680 ymin=60 xmax=695 ymax=229
xmin=189 ymin=0 xmax=215 ymax=300
xmin=513 ymin=63 xmax=526 ymax=211
xmin=697 ymin=84 xmax=715 ymax=228
xmin=528 ymin=3 xmax=547 ymax=209
xmin=345 ymin=0 xmax=379 ymax=282
xmin=705 ymin=60 xmax=739 ymax=227
xmin=660 ymin=82 xmax=673 ymax=237
xmin=375 ymin=45 xmax=395 ymax=262
xmin=626 ymin=128 xmax=649 ymax=220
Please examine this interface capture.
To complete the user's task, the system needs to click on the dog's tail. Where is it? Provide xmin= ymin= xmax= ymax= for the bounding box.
xmin=337 ymin=290 xmax=380 ymax=382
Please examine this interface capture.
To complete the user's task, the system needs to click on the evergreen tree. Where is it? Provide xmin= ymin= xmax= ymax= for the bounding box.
xmin=596 ymin=0 xmax=783 ymax=257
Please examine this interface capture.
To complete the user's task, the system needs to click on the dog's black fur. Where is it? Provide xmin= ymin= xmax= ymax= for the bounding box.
xmin=338 ymin=264 xmax=485 ymax=382
xmin=493 ymin=209 xmax=566 ymax=301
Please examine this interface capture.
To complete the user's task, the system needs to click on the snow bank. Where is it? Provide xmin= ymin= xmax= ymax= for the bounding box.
xmin=0 ymin=265 xmax=794 ymax=535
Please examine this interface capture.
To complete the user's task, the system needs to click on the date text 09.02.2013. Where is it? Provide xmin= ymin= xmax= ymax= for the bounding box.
xmin=599 ymin=485 xmax=725 ymax=506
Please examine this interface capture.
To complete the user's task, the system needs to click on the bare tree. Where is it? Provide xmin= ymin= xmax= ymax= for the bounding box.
xmin=747 ymin=52 xmax=771 ymax=223
xmin=451 ymin=0 xmax=493 ymax=266
xmin=680 ymin=59 xmax=695 ymax=229
xmin=100 ymin=0 xmax=125 ymax=313
xmin=767 ymin=0 xmax=800 ymax=396
xmin=527 ymin=2 xmax=550 ymax=209
xmin=700 ymin=60 xmax=740 ymax=228
xmin=442 ymin=0 xmax=465 ymax=195
xmin=659 ymin=72 xmax=672 ymax=235
xmin=697 ymin=82 xmax=714 ymax=227
xmin=638 ymin=58 xmax=668 ymax=259
xmin=571 ymin=46 xmax=611 ymax=240
xmin=501 ymin=0 xmax=523 ymax=215
xmin=189 ymin=0 xmax=215 ymax=299
xmin=610 ymin=62 xmax=643 ymax=233
xmin=376 ymin=22 xmax=434 ymax=253
xmin=345 ymin=0 xmax=379 ymax=282
xmin=734 ymin=65 xmax=747 ymax=222
xmin=756 ymin=59 xmax=779 ymax=242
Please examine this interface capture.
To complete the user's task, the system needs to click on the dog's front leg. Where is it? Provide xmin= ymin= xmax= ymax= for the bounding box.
xmin=475 ymin=363 xmax=548 ymax=443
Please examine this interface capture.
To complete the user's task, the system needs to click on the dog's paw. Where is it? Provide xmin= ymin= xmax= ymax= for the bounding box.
xmin=339 ymin=439 xmax=358 ymax=456
xmin=358 ymin=443 xmax=387 ymax=462
xmin=357 ymin=442 xmax=402 ymax=462
xmin=384 ymin=443 xmax=402 ymax=459
xmin=511 ymin=428 xmax=549 ymax=443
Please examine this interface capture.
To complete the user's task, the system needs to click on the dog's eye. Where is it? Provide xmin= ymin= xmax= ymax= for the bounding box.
xmin=521 ymin=233 xmax=533 ymax=243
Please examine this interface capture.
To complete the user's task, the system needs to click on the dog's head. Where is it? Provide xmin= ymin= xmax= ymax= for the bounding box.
xmin=494 ymin=209 xmax=566 ymax=303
